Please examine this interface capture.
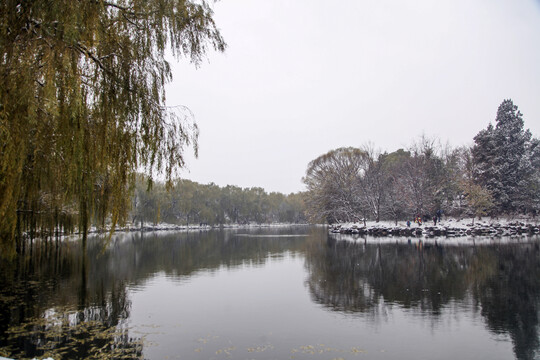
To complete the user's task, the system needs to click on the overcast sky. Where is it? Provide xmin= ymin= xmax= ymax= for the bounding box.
xmin=166 ymin=0 xmax=540 ymax=194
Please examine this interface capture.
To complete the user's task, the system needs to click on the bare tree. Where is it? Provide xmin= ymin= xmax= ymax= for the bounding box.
xmin=302 ymin=148 xmax=366 ymax=223
xmin=358 ymin=145 xmax=386 ymax=222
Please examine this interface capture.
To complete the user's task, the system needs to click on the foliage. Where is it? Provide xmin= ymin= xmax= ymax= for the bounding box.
xmin=0 ymin=0 xmax=225 ymax=253
xmin=302 ymin=147 xmax=367 ymax=223
xmin=472 ymin=99 xmax=538 ymax=213
xmin=379 ymin=149 xmax=410 ymax=224
xmin=459 ymin=179 xmax=494 ymax=223
xmin=399 ymin=137 xmax=448 ymax=216
xmin=303 ymin=100 xmax=539 ymax=223
xmin=303 ymin=141 xmax=461 ymax=223
xmin=131 ymin=178 xmax=307 ymax=226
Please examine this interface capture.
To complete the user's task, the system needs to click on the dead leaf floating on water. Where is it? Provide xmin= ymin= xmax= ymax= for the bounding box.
xmin=215 ymin=346 xmax=235 ymax=356
xmin=247 ymin=344 xmax=274 ymax=353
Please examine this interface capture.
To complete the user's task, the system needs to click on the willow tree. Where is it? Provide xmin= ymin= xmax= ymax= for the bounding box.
xmin=0 ymin=0 xmax=225 ymax=254
xmin=302 ymin=147 xmax=367 ymax=223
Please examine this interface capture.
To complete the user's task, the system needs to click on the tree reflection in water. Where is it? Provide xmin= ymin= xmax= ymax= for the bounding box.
xmin=0 ymin=239 xmax=142 ymax=360
xmin=0 ymin=227 xmax=309 ymax=359
xmin=305 ymin=235 xmax=540 ymax=360
xmin=1 ymin=228 xmax=539 ymax=360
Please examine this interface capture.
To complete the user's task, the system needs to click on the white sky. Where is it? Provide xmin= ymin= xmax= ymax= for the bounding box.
xmin=166 ymin=0 xmax=540 ymax=194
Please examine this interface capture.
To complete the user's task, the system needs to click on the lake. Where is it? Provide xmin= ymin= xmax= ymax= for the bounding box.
xmin=1 ymin=226 xmax=539 ymax=360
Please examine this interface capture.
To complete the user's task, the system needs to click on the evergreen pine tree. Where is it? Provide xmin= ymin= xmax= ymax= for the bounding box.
xmin=473 ymin=99 xmax=536 ymax=213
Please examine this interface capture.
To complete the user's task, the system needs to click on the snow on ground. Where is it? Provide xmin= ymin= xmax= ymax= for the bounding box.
xmin=329 ymin=216 xmax=540 ymax=243
xmin=334 ymin=216 xmax=540 ymax=230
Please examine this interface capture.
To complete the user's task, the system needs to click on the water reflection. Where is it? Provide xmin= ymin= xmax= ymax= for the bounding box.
xmin=1 ymin=228 xmax=539 ymax=359
xmin=91 ymin=227 xmax=309 ymax=284
xmin=0 ymin=227 xmax=308 ymax=359
xmin=306 ymin=234 xmax=540 ymax=360
xmin=0 ymin=240 xmax=141 ymax=359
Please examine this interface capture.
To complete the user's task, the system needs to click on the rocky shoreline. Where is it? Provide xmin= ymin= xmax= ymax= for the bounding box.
xmin=330 ymin=221 xmax=540 ymax=238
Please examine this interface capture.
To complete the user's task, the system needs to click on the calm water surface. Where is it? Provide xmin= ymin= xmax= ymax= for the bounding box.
xmin=1 ymin=226 xmax=540 ymax=359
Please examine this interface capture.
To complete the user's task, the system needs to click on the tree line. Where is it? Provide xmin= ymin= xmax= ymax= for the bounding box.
xmin=131 ymin=178 xmax=307 ymax=226
xmin=303 ymin=99 xmax=540 ymax=224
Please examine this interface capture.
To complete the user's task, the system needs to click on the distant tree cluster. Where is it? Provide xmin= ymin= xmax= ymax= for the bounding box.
xmin=303 ymin=99 xmax=540 ymax=224
xmin=131 ymin=178 xmax=307 ymax=226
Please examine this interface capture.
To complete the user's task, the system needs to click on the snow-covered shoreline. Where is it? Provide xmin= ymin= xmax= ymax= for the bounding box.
xmin=96 ymin=223 xmax=309 ymax=233
xmin=330 ymin=218 xmax=540 ymax=238
xmin=22 ymin=223 xmax=315 ymax=243
xmin=86 ymin=222 xmax=312 ymax=235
